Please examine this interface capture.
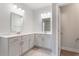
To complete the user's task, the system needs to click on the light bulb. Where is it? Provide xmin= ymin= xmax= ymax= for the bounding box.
xmin=13 ymin=5 xmax=17 ymax=9
xmin=18 ymin=8 xmax=22 ymax=11
xmin=22 ymin=10 xmax=24 ymax=12
xmin=47 ymin=12 xmax=51 ymax=17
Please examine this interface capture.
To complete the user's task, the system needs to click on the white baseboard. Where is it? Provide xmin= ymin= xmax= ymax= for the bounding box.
xmin=62 ymin=46 xmax=79 ymax=53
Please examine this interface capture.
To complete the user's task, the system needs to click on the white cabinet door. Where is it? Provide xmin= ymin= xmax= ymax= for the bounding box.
xmin=9 ymin=37 xmax=21 ymax=56
xmin=21 ymin=35 xmax=29 ymax=54
xmin=9 ymin=42 xmax=20 ymax=56
xmin=35 ymin=34 xmax=52 ymax=50
xmin=21 ymin=34 xmax=34 ymax=54
xmin=35 ymin=34 xmax=43 ymax=47
xmin=29 ymin=34 xmax=34 ymax=49
xmin=43 ymin=34 xmax=52 ymax=49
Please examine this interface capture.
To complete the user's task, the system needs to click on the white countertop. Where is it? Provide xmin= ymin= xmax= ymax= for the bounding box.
xmin=0 ymin=33 xmax=32 ymax=38
xmin=0 ymin=32 xmax=52 ymax=38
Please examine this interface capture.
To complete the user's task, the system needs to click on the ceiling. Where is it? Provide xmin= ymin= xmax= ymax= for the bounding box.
xmin=24 ymin=3 xmax=68 ymax=10
xmin=25 ymin=3 xmax=52 ymax=10
xmin=57 ymin=3 xmax=69 ymax=7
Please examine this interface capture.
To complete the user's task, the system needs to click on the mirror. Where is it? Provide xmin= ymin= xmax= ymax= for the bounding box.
xmin=42 ymin=18 xmax=51 ymax=33
xmin=10 ymin=13 xmax=24 ymax=33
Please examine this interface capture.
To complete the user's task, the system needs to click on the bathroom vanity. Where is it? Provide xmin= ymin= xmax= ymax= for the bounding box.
xmin=0 ymin=33 xmax=52 ymax=56
xmin=0 ymin=5 xmax=53 ymax=56
xmin=0 ymin=33 xmax=34 ymax=56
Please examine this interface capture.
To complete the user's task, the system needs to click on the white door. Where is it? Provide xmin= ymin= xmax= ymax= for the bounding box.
xmin=56 ymin=5 xmax=61 ymax=56
xmin=55 ymin=6 xmax=61 ymax=56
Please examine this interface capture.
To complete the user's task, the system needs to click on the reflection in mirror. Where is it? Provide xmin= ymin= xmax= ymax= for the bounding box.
xmin=42 ymin=18 xmax=51 ymax=33
xmin=10 ymin=13 xmax=24 ymax=33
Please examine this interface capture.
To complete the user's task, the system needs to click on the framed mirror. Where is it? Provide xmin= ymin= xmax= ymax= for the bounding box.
xmin=42 ymin=18 xmax=51 ymax=33
xmin=10 ymin=13 xmax=24 ymax=33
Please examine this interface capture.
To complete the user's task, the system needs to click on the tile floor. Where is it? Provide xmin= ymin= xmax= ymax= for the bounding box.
xmin=24 ymin=48 xmax=79 ymax=56
xmin=24 ymin=48 xmax=53 ymax=56
xmin=61 ymin=49 xmax=79 ymax=56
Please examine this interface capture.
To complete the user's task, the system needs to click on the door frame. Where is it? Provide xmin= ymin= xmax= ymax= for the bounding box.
xmin=52 ymin=4 xmax=61 ymax=56
xmin=56 ymin=4 xmax=69 ymax=56
xmin=52 ymin=3 xmax=67 ymax=56
xmin=56 ymin=4 xmax=61 ymax=56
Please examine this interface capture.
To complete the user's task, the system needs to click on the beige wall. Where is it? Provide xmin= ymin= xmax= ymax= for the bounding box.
xmin=61 ymin=4 xmax=79 ymax=52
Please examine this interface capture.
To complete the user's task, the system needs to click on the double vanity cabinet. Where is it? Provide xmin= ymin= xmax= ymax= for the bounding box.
xmin=0 ymin=33 xmax=52 ymax=56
